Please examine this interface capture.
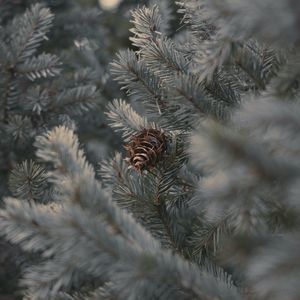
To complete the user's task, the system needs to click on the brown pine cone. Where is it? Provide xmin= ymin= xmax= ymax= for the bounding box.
xmin=124 ymin=128 xmax=167 ymax=173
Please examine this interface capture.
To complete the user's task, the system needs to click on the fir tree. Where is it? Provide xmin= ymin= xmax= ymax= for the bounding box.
xmin=0 ymin=0 xmax=135 ymax=296
xmin=1 ymin=0 xmax=300 ymax=299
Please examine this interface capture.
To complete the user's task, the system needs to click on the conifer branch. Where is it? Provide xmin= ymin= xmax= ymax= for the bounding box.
xmin=9 ymin=160 xmax=48 ymax=202
xmin=8 ymin=4 xmax=54 ymax=64
xmin=16 ymin=53 xmax=62 ymax=81
xmin=106 ymin=99 xmax=153 ymax=141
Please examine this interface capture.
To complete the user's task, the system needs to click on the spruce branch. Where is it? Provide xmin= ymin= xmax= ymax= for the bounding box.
xmin=204 ymin=70 xmax=241 ymax=106
xmin=109 ymin=157 xmax=175 ymax=248
xmin=141 ymin=37 xmax=189 ymax=85
xmin=50 ymin=85 xmax=98 ymax=116
xmin=21 ymin=257 xmax=84 ymax=300
xmin=5 ymin=115 xmax=33 ymax=144
xmin=0 ymin=197 xmax=61 ymax=255
xmin=203 ymin=0 xmax=300 ymax=46
xmin=34 ymin=125 xmax=161 ymax=252
xmin=170 ymin=74 xmax=230 ymax=120
xmin=149 ymin=0 xmax=173 ymax=35
xmin=247 ymin=234 xmax=300 ymax=300
xmin=110 ymin=49 xmax=164 ymax=113
xmin=16 ymin=53 xmax=62 ymax=81
xmin=0 ymin=193 xmax=240 ymax=300
xmin=176 ymin=0 xmax=215 ymax=41
xmin=233 ymin=98 xmax=300 ymax=170
xmin=191 ymin=121 xmax=298 ymax=182
xmin=8 ymin=4 xmax=54 ymax=64
xmin=130 ymin=6 xmax=188 ymax=81
xmin=265 ymin=51 xmax=300 ymax=99
xmin=102 ymin=134 xmax=188 ymax=252
xmin=106 ymin=99 xmax=152 ymax=142
xmin=188 ymin=214 xmax=231 ymax=262
xmin=190 ymin=118 xmax=299 ymax=235
xmin=23 ymin=86 xmax=50 ymax=115
xmin=98 ymin=152 xmax=126 ymax=187
xmin=2 ymin=76 xmax=21 ymax=121
xmin=130 ymin=5 xmax=164 ymax=49
xmin=129 ymin=6 xmax=240 ymax=113
xmin=9 ymin=160 xmax=48 ymax=202
xmin=34 ymin=125 xmax=94 ymax=178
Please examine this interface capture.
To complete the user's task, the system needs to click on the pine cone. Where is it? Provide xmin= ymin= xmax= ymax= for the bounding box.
xmin=125 ymin=128 xmax=167 ymax=173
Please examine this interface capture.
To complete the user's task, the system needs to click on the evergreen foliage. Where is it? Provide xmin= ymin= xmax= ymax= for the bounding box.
xmin=0 ymin=0 xmax=137 ymax=296
xmin=0 ymin=3 xmax=102 ymax=197
xmin=1 ymin=0 xmax=300 ymax=299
